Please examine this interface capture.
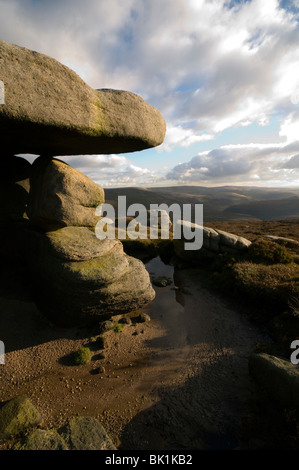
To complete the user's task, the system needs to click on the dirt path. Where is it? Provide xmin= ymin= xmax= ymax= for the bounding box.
xmin=0 ymin=258 xmax=268 ymax=450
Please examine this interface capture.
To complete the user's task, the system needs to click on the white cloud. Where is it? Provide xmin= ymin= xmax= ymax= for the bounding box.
xmin=2 ymin=0 xmax=299 ymax=186
xmin=279 ymin=111 xmax=299 ymax=143
xmin=167 ymin=140 xmax=299 ymax=184
xmin=158 ymin=125 xmax=214 ymax=152
xmin=281 ymin=154 xmax=299 ymax=168
xmin=62 ymin=154 xmax=159 ymax=187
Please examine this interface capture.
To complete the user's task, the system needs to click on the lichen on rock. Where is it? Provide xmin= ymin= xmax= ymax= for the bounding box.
xmin=0 ymin=395 xmax=42 ymax=441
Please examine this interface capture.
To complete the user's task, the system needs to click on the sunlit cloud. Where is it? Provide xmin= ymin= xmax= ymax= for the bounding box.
xmin=2 ymin=0 xmax=299 ymax=186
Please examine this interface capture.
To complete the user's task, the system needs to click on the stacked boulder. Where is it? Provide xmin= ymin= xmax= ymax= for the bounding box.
xmin=25 ymin=157 xmax=155 ymax=326
xmin=0 ymin=40 xmax=166 ymax=326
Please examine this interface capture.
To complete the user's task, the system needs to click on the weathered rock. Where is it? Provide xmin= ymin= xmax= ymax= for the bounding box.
xmin=133 ymin=312 xmax=151 ymax=323
xmin=216 ymin=229 xmax=251 ymax=251
xmin=202 ymin=226 xmax=220 ymax=252
xmin=13 ymin=429 xmax=68 ymax=450
xmin=173 ymin=220 xmax=251 ymax=263
xmin=173 ymin=221 xmax=212 ymax=262
xmin=146 ymin=209 xmax=173 ymax=230
xmin=27 ymin=157 xmax=105 ymax=230
xmin=0 ymin=395 xmax=42 ymax=441
xmin=98 ymin=320 xmax=115 ymax=333
xmin=35 ymin=240 xmax=129 ymax=288
xmin=41 ymin=226 xmax=119 ymax=261
xmin=249 ymin=353 xmax=299 ymax=409
xmin=31 ymin=229 xmax=155 ymax=326
xmin=58 ymin=417 xmax=116 ymax=450
xmin=98 ymin=255 xmax=155 ymax=313
xmin=21 ymin=157 xmax=156 ymax=326
xmin=0 ymin=40 xmax=166 ymax=156
xmin=265 ymin=235 xmax=299 ymax=245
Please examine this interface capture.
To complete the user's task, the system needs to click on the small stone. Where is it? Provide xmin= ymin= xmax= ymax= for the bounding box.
xmin=119 ymin=316 xmax=132 ymax=325
xmin=94 ymin=365 xmax=106 ymax=375
xmin=134 ymin=313 xmax=151 ymax=323
xmin=152 ymin=276 xmax=172 ymax=287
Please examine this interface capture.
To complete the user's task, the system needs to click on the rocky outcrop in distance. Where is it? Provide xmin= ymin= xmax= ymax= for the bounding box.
xmin=174 ymin=220 xmax=252 ymax=263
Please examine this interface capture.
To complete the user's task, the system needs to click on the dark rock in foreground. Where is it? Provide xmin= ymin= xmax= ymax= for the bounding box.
xmin=249 ymin=353 xmax=299 ymax=410
xmin=0 ymin=395 xmax=42 ymax=441
xmin=13 ymin=429 xmax=68 ymax=450
xmin=58 ymin=416 xmax=116 ymax=450
xmin=0 ymin=395 xmax=116 ymax=450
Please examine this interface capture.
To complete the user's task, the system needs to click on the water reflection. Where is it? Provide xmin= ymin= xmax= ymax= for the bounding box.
xmin=141 ymin=256 xmax=187 ymax=350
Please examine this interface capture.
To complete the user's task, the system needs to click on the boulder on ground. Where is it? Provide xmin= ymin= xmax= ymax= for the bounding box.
xmin=216 ymin=229 xmax=251 ymax=251
xmin=58 ymin=417 xmax=116 ymax=450
xmin=249 ymin=353 xmax=299 ymax=410
xmin=13 ymin=429 xmax=68 ymax=450
xmin=0 ymin=40 xmax=166 ymax=156
xmin=0 ymin=395 xmax=42 ymax=441
xmin=173 ymin=221 xmax=251 ymax=262
xmin=27 ymin=157 xmax=105 ymax=230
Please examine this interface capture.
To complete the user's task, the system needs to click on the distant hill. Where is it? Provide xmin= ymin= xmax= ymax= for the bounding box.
xmin=104 ymin=185 xmax=299 ymax=222
xmin=225 ymin=197 xmax=299 ymax=220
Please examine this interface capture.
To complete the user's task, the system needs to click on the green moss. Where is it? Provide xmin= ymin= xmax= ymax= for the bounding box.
xmin=90 ymin=97 xmax=109 ymax=136
xmin=13 ymin=429 xmax=68 ymax=450
xmin=66 ymin=253 xmax=123 ymax=283
xmin=113 ymin=323 xmax=123 ymax=333
xmin=0 ymin=395 xmax=41 ymax=441
xmin=57 ymin=416 xmax=116 ymax=450
xmin=73 ymin=347 xmax=92 ymax=365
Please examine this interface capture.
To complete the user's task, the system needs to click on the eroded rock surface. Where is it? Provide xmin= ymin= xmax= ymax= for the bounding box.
xmin=27 ymin=157 xmax=105 ymax=230
xmin=0 ymin=40 xmax=166 ymax=155
xmin=174 ymin=220 xmax=252 ymax=263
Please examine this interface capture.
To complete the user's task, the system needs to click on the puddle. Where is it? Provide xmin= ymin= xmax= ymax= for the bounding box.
xmin=0 ymin=253 xmax=266 ymax=450
xmin=142 ymin=256 xmax=188 ymax=350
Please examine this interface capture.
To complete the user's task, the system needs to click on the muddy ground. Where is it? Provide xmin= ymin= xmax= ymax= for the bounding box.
xmin=0 ymin=254 xmax=274 ymax=450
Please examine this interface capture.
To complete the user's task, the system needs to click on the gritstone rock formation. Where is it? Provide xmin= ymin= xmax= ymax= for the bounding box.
xmin=173 ymin=220 xmax=252 ymax=263
xmin=0 ymin=40 xmax=166 ymax=155
xmin=0 ymin=40 xmax=165 ymax=326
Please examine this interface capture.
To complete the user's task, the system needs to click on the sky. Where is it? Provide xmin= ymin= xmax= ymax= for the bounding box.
xmin=1 ymin=0 xmax=299 ymax=188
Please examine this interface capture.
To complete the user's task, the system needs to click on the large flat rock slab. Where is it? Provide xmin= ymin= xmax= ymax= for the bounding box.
xmin=0 ymin=41 xmax=166 ymax=155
